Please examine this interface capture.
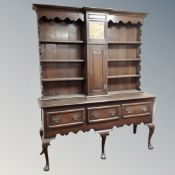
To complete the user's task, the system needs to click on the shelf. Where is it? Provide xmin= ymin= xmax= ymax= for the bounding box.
xmin=108 ymin=59 xmax=141 ymax=62
xmin=39 ymin=92 xmax=155 ymax=108
xmin=108 ymin=74 xmax=141 ymax=79
xmin=39 ymin=40 xmax=84 ymax=44
xmin=108 ymin=41 xmax=141 ymax=45
xmin=108 ymin=89 xmax=141 ymax=95
xmin=40 ymin=59 xmax=85 ymax=63
xmin=42 ymin=77 xmax=85 ymax=82
xmin=41 ymin=94 xmax=86 ymax=101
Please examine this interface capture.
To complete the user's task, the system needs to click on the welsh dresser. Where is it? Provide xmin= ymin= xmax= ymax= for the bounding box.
xmin=33 ymin=4 xmax=156 ymax=171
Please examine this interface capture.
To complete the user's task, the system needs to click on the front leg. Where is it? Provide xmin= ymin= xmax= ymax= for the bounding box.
xmin=40 ymin=139 xmax=50 ymax=171
xmin=98 ymin=130 xmax=109 ymax=159
xmin=40 ymin=127 xmax=43 ymax=139
xmin=147 ymin=123 xmax=155 ymax=150
xmin=133 ymin=124 xmax=137 ymax=134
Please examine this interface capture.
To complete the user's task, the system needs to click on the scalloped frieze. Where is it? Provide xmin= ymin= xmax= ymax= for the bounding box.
xmin=37 ymin=9 xmax=84 ymax=22
xmin=108 ymin=14 xmax=144 ymax=24
xmin=58 ymin=121 xmax=149 ymax=136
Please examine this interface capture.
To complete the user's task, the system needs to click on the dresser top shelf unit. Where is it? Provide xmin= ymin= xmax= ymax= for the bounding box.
xmin=35 ymin=4 xmax=146 ymax=99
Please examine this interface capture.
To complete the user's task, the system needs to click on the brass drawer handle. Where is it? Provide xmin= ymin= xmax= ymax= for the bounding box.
xmin=141 ymin=106 xmax=147 ymax=112
xmin=92 ymin=111 xmax=100 ymax=118
xmin=52 ymin=116 xmax=61 ymax=123
xmin=126 ymin=108 xmax=132 ymax=114
xmin=72 ymin=114 xmax=80 ymax=121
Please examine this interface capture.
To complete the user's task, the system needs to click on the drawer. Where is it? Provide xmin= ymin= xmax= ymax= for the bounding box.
xmin=87 ymin=105 xmax=120 ymax=123
xmin=123 ymin=102 xmax=151 ymax=118
xmin=47 ymin=108 xmax=85 ymax=128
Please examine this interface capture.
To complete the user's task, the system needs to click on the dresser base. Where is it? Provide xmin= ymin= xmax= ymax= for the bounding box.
xmin=40 ymin=122 xmax=155 ymax=171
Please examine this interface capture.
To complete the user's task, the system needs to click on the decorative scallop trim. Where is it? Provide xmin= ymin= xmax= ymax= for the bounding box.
xmin=136 ymin=26 xmax=142 ymax=90
xmin=58 ymin=121 xmax=149 ymax=136
xmin=39 ymin=16 xmax=84 ymax=22
xmin=108 ymin=15 xmax=144 ymax=24
xmin=37 ymin=10 xmax=84 ymax=22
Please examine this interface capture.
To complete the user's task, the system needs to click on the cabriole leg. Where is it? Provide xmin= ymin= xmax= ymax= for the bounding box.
xmin=40 ymin=127 xmax=43 ymax=139
xmin=99 ymin=131 xmax=109 ymax=160
xmin=133 ymin=124 xmax=137 ymax=134
xmin=40 ymin=127 xmax=50 ymax=171
xmin=40 ymin=139 xmax=50 ymax=171
xmin=147 ymin=123 xmax=155 ymax=150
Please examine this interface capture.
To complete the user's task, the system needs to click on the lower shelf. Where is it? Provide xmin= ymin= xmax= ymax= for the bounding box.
xmin=108 ymin=74 xmax=140 ymax=79
xmin=108 ymin=89 xmax=140 ymax=95
xmin=42 ymin=77 xmax=85 ymax=82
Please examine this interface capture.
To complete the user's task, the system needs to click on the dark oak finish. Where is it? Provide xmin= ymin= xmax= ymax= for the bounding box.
xmin=47 ymin=108 xmax=85 ymax=128
xmin=87 ymin=45 xmax=107 ymax=95
xmin=33 ymin=4 xmax=156 ymax=171
xmin=87 ymin=105 xmax=120 ymax=123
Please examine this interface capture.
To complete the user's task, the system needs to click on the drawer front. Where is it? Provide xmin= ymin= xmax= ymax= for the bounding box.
xmin=47 ymin=108 xmax=85 ymax=128
xmin=123 ymin=102 xmax=151 ymax=117
xmin=87 ymin=105 xmax=120 ymax=123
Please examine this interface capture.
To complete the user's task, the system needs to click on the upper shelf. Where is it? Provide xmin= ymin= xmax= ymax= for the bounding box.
xmin=39 ymin=40 xmax=84 ymax=44
xmin=108 ymin=59 xmax=141 ymax=62
xmin=40 ymin=59 xmax=85 ymax=63
xmin=108 ymin=74 xmax=141 ymax=79
xmin=42 ymin=77 xmax=85 ymax=82
xmin=108 ymin=41 xmax=141 ymax=45
xmin=40 ymin=40 xmax=140 ymax=45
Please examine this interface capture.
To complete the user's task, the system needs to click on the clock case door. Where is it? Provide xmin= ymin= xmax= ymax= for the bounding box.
xmin=85 ymin=12 xmax=108 ymax=96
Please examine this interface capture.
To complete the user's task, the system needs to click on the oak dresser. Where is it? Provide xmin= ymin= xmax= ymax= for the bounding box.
xmin=33 ymin=4 xmax=156 ymax=171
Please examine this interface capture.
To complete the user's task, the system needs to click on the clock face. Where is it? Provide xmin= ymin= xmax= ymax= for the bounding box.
xmin=89 ymin=21 xmax=105 ymax=40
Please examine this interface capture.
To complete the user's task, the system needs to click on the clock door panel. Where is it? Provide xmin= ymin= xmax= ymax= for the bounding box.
xmin=87 ymin=45 xmax=107 ymax=95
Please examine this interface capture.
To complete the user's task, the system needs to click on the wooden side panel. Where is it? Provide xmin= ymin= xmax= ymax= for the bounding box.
xmin=108 ymin=45 xmax=138 ymax=59
xmin=40 ymin=44 xmax=82 ymax=60
xmin=108 ymin=22 xmax=139 ymax=42
xmin=43 ymin=81 xmax=84 ymax=96
xmin=41 ymin=62 xmax=83 ymax=78
xmin=127 ymin=25 xmax=139 ymax=41
xmin=36 ymin=7 xmax=84 ymax=22
xmin=108 ymin=62 xmax=138 ymax=76
xmin=108 ymin=78 xmax=138 ymax=91
xmin=39 ymin=20 xmax=82 ymax=41
xmin=87 ymin=45 xmax=107 ymax=95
